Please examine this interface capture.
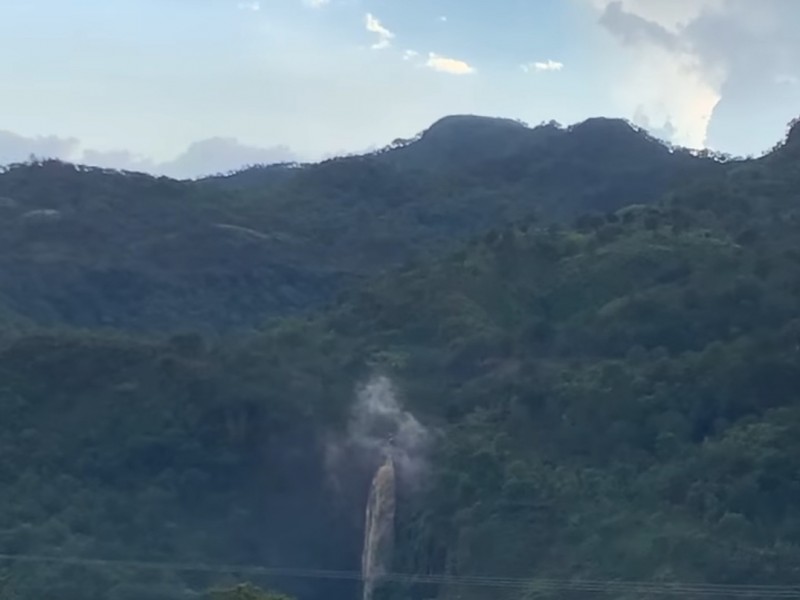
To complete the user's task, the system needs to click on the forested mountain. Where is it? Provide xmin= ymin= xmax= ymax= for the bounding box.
xmin=0 ymin=116 xmax=718 ymax=331
xmin=1 ymin=117 xmax=799 ymax=600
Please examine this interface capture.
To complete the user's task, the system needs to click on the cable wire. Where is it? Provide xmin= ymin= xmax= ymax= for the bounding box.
xmin=0 ymin=553 xmax=798 ymax=597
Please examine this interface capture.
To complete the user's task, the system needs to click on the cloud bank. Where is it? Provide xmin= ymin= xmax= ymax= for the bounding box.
xmin=591 ymin=0 xmax=800 ymax=154
xmin=0 ymin=131 xmax=299 ymax=179
xmin=0 ymin=131 xmax=80 ymax=165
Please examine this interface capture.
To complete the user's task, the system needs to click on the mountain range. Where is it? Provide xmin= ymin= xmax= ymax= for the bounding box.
xmin=0 ymin=115 xmax=722 ymax=331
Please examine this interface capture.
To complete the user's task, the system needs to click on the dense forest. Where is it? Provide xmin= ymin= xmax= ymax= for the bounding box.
xmin=0 ymin=116 xmax=718 ymax=331
xmin=1 ymin=115 xmax=799 ymax=600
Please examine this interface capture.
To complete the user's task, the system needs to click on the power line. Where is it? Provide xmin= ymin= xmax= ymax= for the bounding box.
xmin=0 ymin=553 xmax=798 ymax=597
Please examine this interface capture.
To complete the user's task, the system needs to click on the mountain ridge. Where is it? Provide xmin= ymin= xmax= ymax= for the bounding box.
xmin=0 ymin=114 xmax=727 ymax=331
xmin=206 ymin=114 xmax=687 ymax=185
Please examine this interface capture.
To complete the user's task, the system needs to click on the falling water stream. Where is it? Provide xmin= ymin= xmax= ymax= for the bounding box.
xmin=361 ymin=454 xmax=396 ymax=600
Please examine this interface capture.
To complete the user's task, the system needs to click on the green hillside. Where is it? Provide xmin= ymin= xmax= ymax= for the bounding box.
xmin=1 ymin=118 xmax=799 ymax=600
xmin=0 ymin=116 xmax=717 ymax=331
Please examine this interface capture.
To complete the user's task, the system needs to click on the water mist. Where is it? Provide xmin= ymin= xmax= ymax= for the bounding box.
xmin=325 ymin=376 xmax=430 ymax=600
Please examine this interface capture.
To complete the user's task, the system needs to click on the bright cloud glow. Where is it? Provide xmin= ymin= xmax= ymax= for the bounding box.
xmin=425 ymin=53 xmax=475 ymax=75
xmin=365 ymin=13 xmax=395 ymax=50
xmin=590 ymin=0 xmax=725 ymax=147
xmin=618 ymin=46 xmax=721 ymax=148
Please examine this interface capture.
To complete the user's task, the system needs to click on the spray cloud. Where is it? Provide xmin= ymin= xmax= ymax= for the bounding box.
xmin=348 ymin=375 xmax=430 ymax=481
xmin=325 ymin=374 xmax=432 ymax=493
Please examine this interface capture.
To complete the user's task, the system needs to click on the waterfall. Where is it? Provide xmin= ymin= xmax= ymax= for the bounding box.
xmin=361 ymin=454 xmax=396 ymax=600
xmin=326 ymin=376 xmax=428 ymax=600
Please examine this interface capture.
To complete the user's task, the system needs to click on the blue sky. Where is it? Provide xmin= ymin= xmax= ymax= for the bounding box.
xmin=2 ymin=0 xmax=799 ymax=177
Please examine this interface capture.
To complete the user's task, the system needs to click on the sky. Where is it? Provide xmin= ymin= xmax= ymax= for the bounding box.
xmin=1 ymin=0 xmax=799 ymax=178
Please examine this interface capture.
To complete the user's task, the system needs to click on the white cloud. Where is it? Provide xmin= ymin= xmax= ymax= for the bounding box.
xmin=0 ymin=131 xmax=79 ymax=164
xmin=632 ymin=107 xmax=677 ymax=142
xmin=149 ymin=137 xmax=299 ymax=178
xmin=365 ymin=13 xmax=395 ymax=50
xmin=589 ymin=0 xmax=800 ymax=153
xmin=237 ymin=1 xmax=261 ymax=11
xmin=439 ymin=16 xmax=448 ymax=22
xmin=89 ymin=138 xmax=299 ymax=178
xmin=425 ymin=53 xmax=475 ymax=75
xmin=522 ymin=59 xmax=564 ymax=72
xmin=590 ymin=0 xmax=723 ymax=148
xmin=616 ymin=46 xmax=720 ymax=148
xmin=305 ymin=0 xmax=330 ymax=7
xmin=403 ymin=49 xmax=419 ymax=61
xmin=80 ymin=149 xmax=155 ymax=173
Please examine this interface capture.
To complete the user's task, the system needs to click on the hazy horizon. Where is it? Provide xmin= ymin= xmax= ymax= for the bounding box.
xmin=6 ymin=112 xmax=790 ymax=181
